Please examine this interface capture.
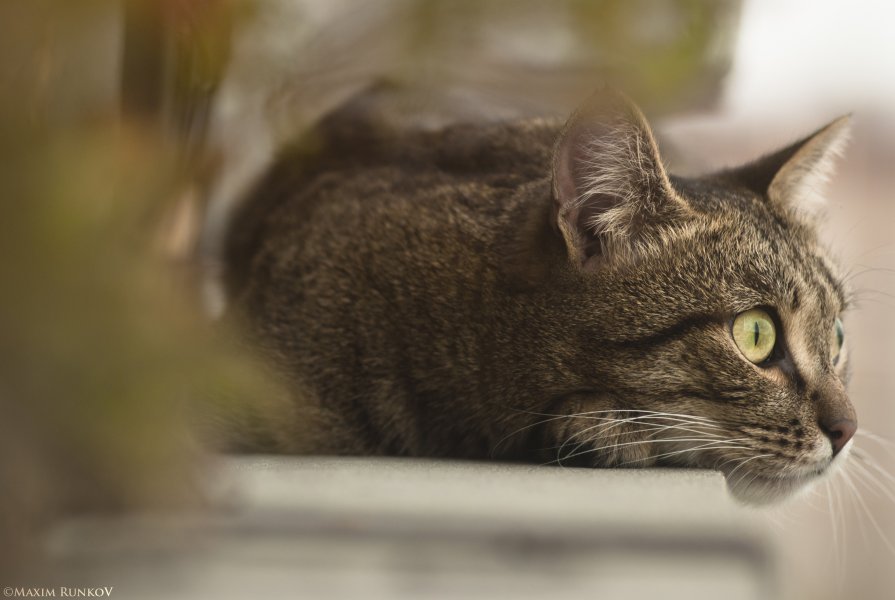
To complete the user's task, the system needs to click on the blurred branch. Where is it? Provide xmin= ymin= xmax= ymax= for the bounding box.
xmin=121 ymin=0 xmax=165 ymax=119
xmin=122 ymin=0 xmax=236 ymax=163
xmin=121 ymin=0 xmax=246 ymax=290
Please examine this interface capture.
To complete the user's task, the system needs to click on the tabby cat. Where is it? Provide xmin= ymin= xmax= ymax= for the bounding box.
xmin=225 ymin=88 xmax=855 ymax=505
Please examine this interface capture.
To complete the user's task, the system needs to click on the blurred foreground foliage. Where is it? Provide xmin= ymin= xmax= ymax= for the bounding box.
xmin=0 ymin=0 xmax=294 ymax=576
xmin=0 ymin=88 xmax=299 ymax=578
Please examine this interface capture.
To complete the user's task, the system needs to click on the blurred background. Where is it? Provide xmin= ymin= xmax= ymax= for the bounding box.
xmin=1 ymin=1 xmax=893 ymax=598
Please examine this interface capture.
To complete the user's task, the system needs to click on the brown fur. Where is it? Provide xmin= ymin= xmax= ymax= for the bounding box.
xmin=225 ymin=88 xmax=855 ymax=504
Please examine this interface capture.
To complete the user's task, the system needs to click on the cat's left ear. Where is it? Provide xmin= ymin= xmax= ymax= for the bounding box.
xmin=551 ymin=90 xmax=690 ymax=269
xmin=731 ymin=117 xmax=851 ymax=221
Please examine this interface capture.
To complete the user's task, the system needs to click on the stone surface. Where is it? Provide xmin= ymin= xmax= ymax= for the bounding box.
xmin=39 ymin=457 xmax=774 ymax=600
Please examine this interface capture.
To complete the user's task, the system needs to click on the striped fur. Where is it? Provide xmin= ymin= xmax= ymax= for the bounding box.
xmin=226 ymin=88 xmax=855 ymax=505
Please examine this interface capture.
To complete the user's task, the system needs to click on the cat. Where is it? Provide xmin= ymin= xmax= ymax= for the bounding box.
xmin=224 ymin=87 xmax=856 ymax=505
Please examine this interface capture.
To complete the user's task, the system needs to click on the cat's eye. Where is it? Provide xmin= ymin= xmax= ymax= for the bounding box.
xmin=832 ymin=317 xmax=844 ymax=365
xmin=732 ymin=308 xmax=776 ymax=364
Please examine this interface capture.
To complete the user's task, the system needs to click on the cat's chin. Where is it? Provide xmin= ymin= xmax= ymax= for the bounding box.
xmin=725 ymin=471 xmax=822 ymax=506
xmin=724 ymin=442 xmax=853 ymax=505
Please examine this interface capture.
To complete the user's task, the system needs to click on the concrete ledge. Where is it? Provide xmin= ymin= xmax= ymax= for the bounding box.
xmin=41 ymin=457 xmax=775 ymax=600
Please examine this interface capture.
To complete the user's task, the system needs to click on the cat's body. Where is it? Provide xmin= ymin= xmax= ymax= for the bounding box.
xmin=226 ymin=88 xmax=856 ymax=504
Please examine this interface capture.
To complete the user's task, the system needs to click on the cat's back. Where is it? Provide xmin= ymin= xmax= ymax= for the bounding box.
xmin=225 ymin=91 xmax=560 ymax=301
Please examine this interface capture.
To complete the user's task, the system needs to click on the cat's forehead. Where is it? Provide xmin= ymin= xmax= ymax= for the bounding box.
xmin=668 ymin=175 xmax=847 ymax=318
xmin=670 ymin=174 xmax=769 ymax=215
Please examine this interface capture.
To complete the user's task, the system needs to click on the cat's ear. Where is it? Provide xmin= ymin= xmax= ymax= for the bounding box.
xmin=552 ymin=90 xmax=689 ymax=268
xmin=731 ymin=117 xmax=851 ymax=221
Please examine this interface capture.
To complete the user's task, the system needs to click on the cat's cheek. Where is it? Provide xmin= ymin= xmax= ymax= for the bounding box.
xmin=738 ymin=358 xmax=791 ymax=388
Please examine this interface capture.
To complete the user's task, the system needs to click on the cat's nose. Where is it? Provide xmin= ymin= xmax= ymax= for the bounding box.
xmin=814 ymin=378 xmax=856 ymax=457
xmin=821 ymin=419 xmax=857 ymax=457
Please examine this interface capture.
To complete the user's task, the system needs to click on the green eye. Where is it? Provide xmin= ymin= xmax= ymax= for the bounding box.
xmin=732 ymin=308 xmax=776 ymax=364
xmin=832 ymin=317 xmax=844 ymax=365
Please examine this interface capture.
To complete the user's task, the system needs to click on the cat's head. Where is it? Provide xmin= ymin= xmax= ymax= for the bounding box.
xmin=546 ymin=90 xmax=854 ymax=504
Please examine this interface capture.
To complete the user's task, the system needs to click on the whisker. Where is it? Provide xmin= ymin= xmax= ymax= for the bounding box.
xmin=832 ymin=471 xmax=848 ymax=585
xmin=855 ymin=429 xmax=895 ymax=453
xmin=851 ymin=287 xmax=895 ymax=301
xmin=823 ymin=479 xmax=842 ymax=582
xmin=843 ymin=264 xmax=895 ymax=284
xmin=727 ymin=454 xmax=775 ymax=489
xmin=762 ymin=511 xmax=783 ymax=530
xmin=496 ymin=409 xmax=716 ymax=458
xmin=618 ymin=441 xmax=752 ymax=466
xmin=543 ymin=419 xmax=725 ymax=453
xmin=498 ymin=406 xmax=762 ymax=469
xmin=742 ymin=468 xmax=770 ymax=495
xmin=841 ymin=468 xmax=895 ymax=557
xmin=545 ymin=436 xmax=749 ymax=467
xmin=850 ymin=460 xmax=895 ymax=518
xmin=550 ymin=414 xmax=725 ymax=461
xmin=490 ymin=414 xmax=573 ymax=458
xmin=716 ymin=452 xmax=757 ymax=473
xmin=512 ymin=407 xmax=711 ymax=418
xmin=852 ymin=448 xmax=895 ymax=491
xmin=840 ymin=470 xmax=874 ymax=551
xmin=512 ymin=407 xmax=722 ymax=425
xmin=556 ymin=416 xmax=726 ymax=458
xmin=848 ymin=296 xmax=895 ymax=310
xmin=844 ymin=239 xmax=895 ymax=264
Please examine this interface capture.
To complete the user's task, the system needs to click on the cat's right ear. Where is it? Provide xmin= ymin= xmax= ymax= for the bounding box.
xmin=551 ymin=90 xmax=689 ymax=269
xmin=727 ymin=117 xmax=851 ymax=222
